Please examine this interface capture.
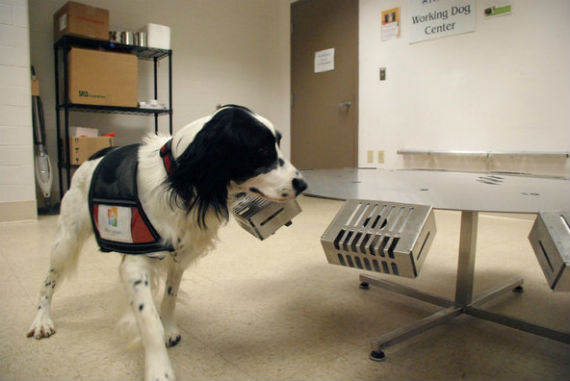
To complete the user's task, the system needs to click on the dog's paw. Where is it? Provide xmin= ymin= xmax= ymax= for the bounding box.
xmin=145 ymin=355 xmax=175 ymax=381
xmin=27 ymin=313 xmax=56 ymax=339
xmin=164 ymin=323 xmax=181 ymax=348
xmin=166 ymin=334 xmax=181 ymax=348
xmin=147 ymin=370 xmax=174 ymax=381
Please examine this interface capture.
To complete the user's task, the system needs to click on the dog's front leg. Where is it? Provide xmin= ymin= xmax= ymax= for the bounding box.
xmin=120 ymin=255 xmax=174 ymax=381
xmin=161 ymin=258 xmax=184 ymax=347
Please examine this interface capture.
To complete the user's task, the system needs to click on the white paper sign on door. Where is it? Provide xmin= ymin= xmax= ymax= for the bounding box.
xmin=314 ymin=48 xmax=335 ymax=73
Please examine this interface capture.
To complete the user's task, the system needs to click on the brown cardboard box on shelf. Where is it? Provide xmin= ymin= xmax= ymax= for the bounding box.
xmin=68 ymin=47 xmax=138 ymax=107
xmin=54 ymin=1 xmax=109 ymax=42
xmin=69 ymin=136 xmax=114 ymax=166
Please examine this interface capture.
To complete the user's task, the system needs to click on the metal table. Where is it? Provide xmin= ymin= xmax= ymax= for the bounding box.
xmin=302 ymin=168 xmax=570 ymax=360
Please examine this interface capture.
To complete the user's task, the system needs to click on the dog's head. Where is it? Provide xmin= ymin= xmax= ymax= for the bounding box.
xmin=165 ymin=105 xmax=307 ymax=227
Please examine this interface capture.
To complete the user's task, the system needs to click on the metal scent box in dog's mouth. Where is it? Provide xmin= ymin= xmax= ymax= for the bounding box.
xmin=528 ymin=211 xmax=570 ymax=291
xmin=321 ymin=200 xmax=436 ymax=278
xmin=231 ymin=194 xmax=302 ymax=240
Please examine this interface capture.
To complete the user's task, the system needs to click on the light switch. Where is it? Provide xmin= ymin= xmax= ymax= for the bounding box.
xmin=380 ymin=67 xmax=386 ymax=81
xmin=367 ymin=150 xmax=374 ymax=163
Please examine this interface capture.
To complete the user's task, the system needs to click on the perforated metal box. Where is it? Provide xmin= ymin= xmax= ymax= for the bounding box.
xmin=528 ymin=211 xmax=570 ymax=292
xmin=321 ymin=199 xmax=436 ymax=278
xmin=231 ymin=195 xmax=302 ymax=240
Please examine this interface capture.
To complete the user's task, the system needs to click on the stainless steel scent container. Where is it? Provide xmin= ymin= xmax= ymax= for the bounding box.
xmin=231 ymin=195 xmax=302 ymax=240
xmin=528 ymin=211 xmax=570 ymax=291
xmin=321 ymin=199 xmax=436 ymax=278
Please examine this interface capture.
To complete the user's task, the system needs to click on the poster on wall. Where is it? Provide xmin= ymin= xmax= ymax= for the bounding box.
xmin=314 ymin=48 xmax=335 ymax=73
xmin=408 ymin=0 xmax=476 ymax=44
xmin=381 ymin=7 xmax=400 ymax=41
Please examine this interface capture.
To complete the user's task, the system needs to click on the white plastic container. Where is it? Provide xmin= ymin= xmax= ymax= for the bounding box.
xmin=139 ymin=23 xmax=170 ymax=49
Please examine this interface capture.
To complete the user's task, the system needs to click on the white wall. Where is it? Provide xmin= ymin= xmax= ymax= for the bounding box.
xmin=28 ymin=0 xmax=292 ymax=201
xmin=359 ymin=0 xmax=570 ymax=176
xmin=0 ymin=0 xmax=36 ymax=221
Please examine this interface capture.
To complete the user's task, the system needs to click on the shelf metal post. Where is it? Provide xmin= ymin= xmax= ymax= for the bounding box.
xmin=62 ymin=41 xmax=71 ymax=189
xmin=153 ymin=56 xmax=158 ymax=134
xmin=168 ymin=50 xmax=173 ymax=135
xmin=54 ymin=45 xmax=63 ymax=199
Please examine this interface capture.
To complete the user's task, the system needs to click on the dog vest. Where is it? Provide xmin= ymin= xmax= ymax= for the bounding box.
xmin=88 ymin=144 xmax=175 ymax=256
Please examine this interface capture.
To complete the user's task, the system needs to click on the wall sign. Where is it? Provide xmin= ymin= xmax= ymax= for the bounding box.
xmin=408 ymin=0 xmax=476 ymax=44
xmin=483 ymin=0 xmax=512 ymax=18
xmin=381 ymin=7 xmax=401 ymax=41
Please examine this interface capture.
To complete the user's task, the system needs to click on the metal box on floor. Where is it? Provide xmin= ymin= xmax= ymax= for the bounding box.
xmin=321 ymin=199 xmax=436 ymax=278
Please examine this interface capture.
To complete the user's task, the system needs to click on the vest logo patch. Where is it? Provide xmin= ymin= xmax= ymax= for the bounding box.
xmin=108 ymin=207 xmax=118 ymax=227
xmin=97 ymin=204 xmax=133 ymax=243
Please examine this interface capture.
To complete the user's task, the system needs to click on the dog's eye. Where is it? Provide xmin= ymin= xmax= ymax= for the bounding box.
xmin=258 ymin=146 xmax=272 ymax=157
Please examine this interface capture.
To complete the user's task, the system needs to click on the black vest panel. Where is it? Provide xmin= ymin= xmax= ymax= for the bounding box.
xmin=88 ymin=144 xmax=174 ymax=255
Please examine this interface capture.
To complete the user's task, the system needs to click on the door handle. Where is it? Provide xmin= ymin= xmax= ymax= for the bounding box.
xmin=338 ymin=101 xmax=352 ymax=109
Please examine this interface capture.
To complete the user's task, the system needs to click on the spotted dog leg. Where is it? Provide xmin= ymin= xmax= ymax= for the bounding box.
xmin=27 ymin=186 xmax=92 ymax=339
xmin=26 ymin=267 xmax=60 ymax=339
xmin=160 ymin=259 xmax=184 ymax=348
xmin=120 ymin=254 xmax=174 ymax=381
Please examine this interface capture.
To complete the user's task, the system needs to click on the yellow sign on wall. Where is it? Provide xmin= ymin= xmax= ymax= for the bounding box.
xmin=381 ymin=7 xmax=400 ymax=42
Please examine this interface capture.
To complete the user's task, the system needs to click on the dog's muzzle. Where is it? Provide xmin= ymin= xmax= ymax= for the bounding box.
xmin=292 ymin=177 xmax=308 ymax=196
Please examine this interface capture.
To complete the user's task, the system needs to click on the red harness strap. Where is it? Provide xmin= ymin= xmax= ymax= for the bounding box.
xmin=160 ymin=139 xmax=176 ymax=175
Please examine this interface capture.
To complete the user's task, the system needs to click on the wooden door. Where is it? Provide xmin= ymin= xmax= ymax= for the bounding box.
xmin=291 ymin=0 xmax=358 ymax=169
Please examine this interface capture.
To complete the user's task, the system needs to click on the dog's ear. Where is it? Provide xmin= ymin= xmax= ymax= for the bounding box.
xmin=166 ymin=114 xmax=239 ymax=228
xmin=166 ymin=106 xmax=276 ymax=228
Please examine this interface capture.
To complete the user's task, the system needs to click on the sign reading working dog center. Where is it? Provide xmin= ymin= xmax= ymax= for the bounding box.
xmin=408 ymin=0 xmax=475 ymax=43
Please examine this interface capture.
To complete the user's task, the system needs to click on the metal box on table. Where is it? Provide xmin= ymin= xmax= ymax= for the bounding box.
xmin=321 ymin=199 xmax=436 ymax=278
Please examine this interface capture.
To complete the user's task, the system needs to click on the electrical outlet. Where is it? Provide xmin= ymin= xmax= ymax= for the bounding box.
xmin=367 ymin=150 xmax=374 ymax=164
xmin=377 ymin=150 xmax=385 ymax=164
xmin=380 ymin=67 xmax=386 ymax=81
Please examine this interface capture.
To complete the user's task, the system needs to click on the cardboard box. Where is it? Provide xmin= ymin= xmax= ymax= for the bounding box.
xmin=54 ymin=1 xmax=109 ymax=41
xmin=68 ymin=47 xmax=138 ymax=107
xmin=31 ymin=79 xmax=40 ymax=96
xmin=69 ymin=136 xmax=114 ymax=166
xmin=139 ymin=23 xmax=170 ymax=49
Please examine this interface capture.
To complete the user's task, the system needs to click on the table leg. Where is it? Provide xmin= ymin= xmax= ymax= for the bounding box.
xmin=369 ymin=306 xmax=462 ymax=361
xmin=455 ymin=211 xmax=478 ymax=305
xmin=359 ymin=274 xmax=454 ymax=308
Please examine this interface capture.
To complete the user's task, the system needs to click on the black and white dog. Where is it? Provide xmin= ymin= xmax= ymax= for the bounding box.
xmin=27 ymin=105 xmax=307 ymax=380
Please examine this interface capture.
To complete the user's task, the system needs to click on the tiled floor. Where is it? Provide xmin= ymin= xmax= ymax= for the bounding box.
xmin=0 ymin=195 xmax=568 ymax=380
